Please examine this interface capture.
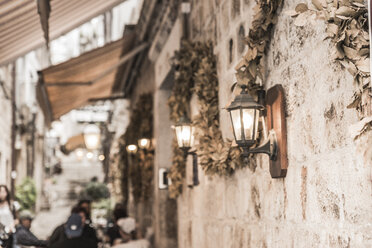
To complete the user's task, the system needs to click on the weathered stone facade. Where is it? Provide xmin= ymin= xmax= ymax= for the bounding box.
xmin=177 ymin=0 xmax=372 ymax=247
xmin=121 ymin=0 xmax=372 ymax=247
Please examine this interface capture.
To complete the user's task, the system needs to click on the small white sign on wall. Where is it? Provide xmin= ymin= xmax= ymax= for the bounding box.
xmin=159 ymin=168 xmax=170 ymax=189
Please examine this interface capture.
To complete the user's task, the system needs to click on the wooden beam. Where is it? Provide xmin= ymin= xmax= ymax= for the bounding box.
xmin=46 ymin=82 xmax=92 ymax=87
xmin=88 ymin=94 xmax=126 ymax=102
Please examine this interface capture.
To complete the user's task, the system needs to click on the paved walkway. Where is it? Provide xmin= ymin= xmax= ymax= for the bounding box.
xmin=31 ymin=161 xmax=103 ymax=239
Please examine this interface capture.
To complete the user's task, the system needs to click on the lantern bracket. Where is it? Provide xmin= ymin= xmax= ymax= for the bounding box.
xmin=182 ymin=149 xmax=199 ymax=187
xmin=243 ymin=130 xmax=277 ymax=160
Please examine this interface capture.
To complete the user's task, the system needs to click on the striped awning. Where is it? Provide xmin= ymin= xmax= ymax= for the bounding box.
xmin=37 ymin=32 xmax=142 ymax=124
xmin=0 ymin=0 xmax=126 ymax=66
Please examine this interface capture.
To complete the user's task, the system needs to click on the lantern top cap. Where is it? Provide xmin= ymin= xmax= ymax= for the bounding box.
xmin=176 ymin=115 xmax=192 ymax=126
xmin=226 ymin=85 xmax=265 ymax=111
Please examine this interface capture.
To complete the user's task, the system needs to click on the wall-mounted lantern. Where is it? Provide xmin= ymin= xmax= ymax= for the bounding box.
xmin=226 ymin=85 xmax=288 ymax=178
xmin=138 ymin=138 xmax=151 ymax=150
xmin=83 ymin=124 xmax=101 ymax=150
xmin=174 ymin=116 xmax=199 ymax=186
xmin=174 ymin=116 xmax=195 ymax=151
xmin=126 ymin=144 xmax=138 ymax=154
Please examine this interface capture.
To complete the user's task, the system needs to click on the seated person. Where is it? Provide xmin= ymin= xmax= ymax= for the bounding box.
xmin=49 ymin=213 xmax=97 ymax=248
xmin=48 ymin=206 xmax=98 ymax=247
xmin=15 ymin=211 xmax=47 ymax=247
xmin=113 ymin=218 xmax=149 ymax=248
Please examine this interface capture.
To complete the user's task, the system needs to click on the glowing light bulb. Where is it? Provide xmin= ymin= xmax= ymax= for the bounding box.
xmin=243 ymin=111 xmax=253 ymax=129
xmin=126 ymin=144 xmax=138 ymax=154
xmin=181 ymin=128 xmax=190 ymax=141
xmin=138 ymin=138 xmax=150 ymax=149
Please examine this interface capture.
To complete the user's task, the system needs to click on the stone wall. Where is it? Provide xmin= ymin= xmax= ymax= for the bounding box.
xmin=173 ymin=0 xmax=372 ymax=247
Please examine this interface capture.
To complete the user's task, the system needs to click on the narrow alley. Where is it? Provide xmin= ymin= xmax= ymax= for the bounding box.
xmin=0 ymin=0 xmax=371 ymax=248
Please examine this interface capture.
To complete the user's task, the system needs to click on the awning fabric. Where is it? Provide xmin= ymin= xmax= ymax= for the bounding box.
xmin=38 ymin=33 xmax=136 ymax=124
xmin=0 ymin=0 xmax=126 ymax=66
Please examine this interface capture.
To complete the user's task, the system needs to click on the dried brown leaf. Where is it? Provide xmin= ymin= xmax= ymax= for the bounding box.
xmin=335 ymin=6 xmax=356 ymax=17
xmin=312 ymin=0 xmax=326 ymax=10
xmin=295 ymin=3 xmax=309 ymax=13
xmin=355 ymin=58 xmax=370 ymax=73
xmin=343 ymin=45 xmax=358 ymax=59
xmin=326 ymin=23 xmax=339 ymax=37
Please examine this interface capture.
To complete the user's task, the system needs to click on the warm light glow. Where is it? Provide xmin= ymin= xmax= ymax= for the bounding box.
xmin=75 ymin=149 xmax=84 ymax=160
xmin=83 ymin=124 xmax=101 ymax=150
xmin=98 ymin=155 xmax=105 ymax=161
xmin=234 ymin=111 xmax=253 ymax=130
xmin=181 ymin=128 xmax=191 ymax=140
xmin=175 ymin=125 xmax=194 ymax=148
xmin=86 ymin=152 xmax=94 ymax=160
xmin=231 ymin=109 xmax=256 ymax=141
xmin=126 ymin=144 xmax=138 ymax=154
xmin=138 ymin=138 xmax=151 ymax=149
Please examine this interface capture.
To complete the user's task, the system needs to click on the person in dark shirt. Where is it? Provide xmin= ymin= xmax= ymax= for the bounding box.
xmin=49 ymin=213 xmax=97 ymax=248
xmin=48 ymin=206 xmax=98 ymax=247
xmin=15 ymin=211 xmax=47 ymax=247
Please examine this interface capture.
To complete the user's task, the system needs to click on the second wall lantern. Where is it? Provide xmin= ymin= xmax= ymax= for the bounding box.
xmin=174 ymin=116 xmax=199 ymax=186
xmin=174 ymin=116 xmax=195 ymax=151
xmin=226 ymin=84 xmax=288 ymax=178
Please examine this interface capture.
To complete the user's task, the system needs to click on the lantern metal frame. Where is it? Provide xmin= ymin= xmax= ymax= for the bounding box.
xmin=173 ymin=116 xmax=199 ymax=186
xmin=226 ymin=85 xmax=278 ymax=161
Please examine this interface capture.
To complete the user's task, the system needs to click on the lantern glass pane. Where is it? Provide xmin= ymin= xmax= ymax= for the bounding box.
xmin=175 ymin=126 xmax=184 ymax=147
xmin=230 ymin=109 xmax=242 ymax=141
xmin=181 ymin=125 xmax=191 ymax=147
xmin=242 ymin=109 xmax=255 ymax=141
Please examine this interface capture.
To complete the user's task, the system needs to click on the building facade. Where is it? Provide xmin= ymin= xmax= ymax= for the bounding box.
xmin=112 ymin=0 xmax=372 ymax=247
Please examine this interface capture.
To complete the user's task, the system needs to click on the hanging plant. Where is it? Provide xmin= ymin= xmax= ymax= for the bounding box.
xmin=193 ymin=42 xmax=243 ymax=175
xmin=123 ymin=93 xmax=154 ymax=203
xmin=287 ymin=0 xmax=371 ymax=130
xmin=167 ymin=41 xmax=202 ymax=198
xmin=234 ymin=0 xmax=283 ymax=91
